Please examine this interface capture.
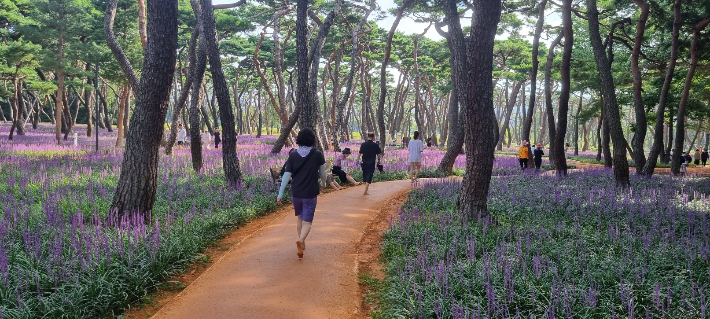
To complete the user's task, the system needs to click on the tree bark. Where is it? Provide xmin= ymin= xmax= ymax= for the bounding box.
xmin=553 ymin=0 xmax=573 ymax=176
xmin=110 ymin=0 xmax=178 ymax=218
xmin=587 ymin=0 xmax=630 ymax=186
xmin=115 ymin=86 xmax=128 ymax=146
xmin=443 ymin=0 xmax=501 ymax=218
xmin=522 ymin=0 xmax=547 ymax=144
xmin=165 ymin=14 xmax=203 ymax=155
xmin=376 ymin=0 xmax=412 ymax=152
xmin=544 ymin=33 xmax=563 ymax=162
xmin=333 ymin=2 xmax=373 ymax=152
xmin=670 ymin=17 xmax=710 ymax=174
xmin=497 ymin=80 xmax=523 ymax=150
xmin=295 ymin=0 xmax=312 ymax=132
xmin=630 ymin=0 xmax=649 ymax=174
xmin=203 ymin=0 xmax=244 ymax=184
xmin=56 ymin=25 xmax=64 ymax=144
xmin=137 ymin=0 xmax=147 ymax=50
xmin=104 ymin=0 xmax=139 ymax=93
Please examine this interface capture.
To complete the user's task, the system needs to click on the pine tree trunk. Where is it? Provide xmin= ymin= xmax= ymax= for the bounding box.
xmin=497 ymin=80 xmax=523 ymax=150
xmin=115 ymin=86 xmax=128 ymax=147
xmin=545 ymin=33 xmax=563 ymax=163
xmin=522 ymin=0 xmax=547 ymax=143
xmin=203 ymin=0 xmax=243 ymax=184
xmin=553 ymin=0 xmax=572 ymax=176
xmin=630 ymin=0 xmax=650 ymax=173
xmin=587 ymin=0 xmax=630 ymax=186
xmin=443 ymin=0 xmax=501 ymax=218
xmin=670 ymin=18 xmax=710 ymax=174
xmin=110 ymin=0 xmax=178 ymax=218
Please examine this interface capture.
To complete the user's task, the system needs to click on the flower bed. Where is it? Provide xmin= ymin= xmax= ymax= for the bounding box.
xmin=380 ymin=169 xmax=710 ymax=318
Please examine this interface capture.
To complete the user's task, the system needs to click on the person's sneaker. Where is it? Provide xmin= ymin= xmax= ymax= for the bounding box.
xmin=296 ymin=241 xmax=304 ymax=258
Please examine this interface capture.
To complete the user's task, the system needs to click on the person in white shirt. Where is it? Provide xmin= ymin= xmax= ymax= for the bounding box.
xmin=407 ymin=131 xmax=425 ymax=186
xmin=177 ymin=124 xmax=187 ymax=150
xmin=201 ymin=129 xmax=211 ymax=146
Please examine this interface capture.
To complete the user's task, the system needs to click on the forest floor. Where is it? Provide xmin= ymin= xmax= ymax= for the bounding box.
xmin=127 ymin=179 xmax=429 ymax=319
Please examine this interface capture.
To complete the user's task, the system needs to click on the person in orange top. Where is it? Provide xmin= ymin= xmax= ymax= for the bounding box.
xmin=518 ymin=141 xmax=530 ymax=170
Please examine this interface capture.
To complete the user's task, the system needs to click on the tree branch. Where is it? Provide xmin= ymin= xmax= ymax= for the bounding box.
xmin=213 ymin=0 xmax=247 ymax=9
xmin=104 ymin=0 xmax=139 ymax=92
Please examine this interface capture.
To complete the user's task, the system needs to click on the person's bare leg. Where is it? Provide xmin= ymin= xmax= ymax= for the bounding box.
xmin=346 ymin=174 xmax=360 ymax=185
xmin=363 ymin=183 xmax=370 ymax=195
xmin=296 ymin=216 xmax=302 ymax=239
xmin=414 ymin=163 xmax=422 ymax=181
xmin=296 ymin=220 xmax=312 ymax=257
xmin=409 ymin=163 xmax=415 ymax=183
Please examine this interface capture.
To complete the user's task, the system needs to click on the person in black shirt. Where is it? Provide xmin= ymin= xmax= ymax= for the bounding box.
xmin=533 ymin=143 xmax=545 ymax=171
xmin=357 ymin=132 xmax=381 ymax=195
xmin=277 ymin=128 xmax=327 ymax=258
xmin=214 ymin=130 xmax=221 ymax=149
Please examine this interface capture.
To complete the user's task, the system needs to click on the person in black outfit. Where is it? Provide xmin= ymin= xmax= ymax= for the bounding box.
xmin=276 ymin=128 xmax=327 ymax=259
xmin=702 ymin=148 xmax=709 ymax=167
xmin=214 ymin=130 xmax=221 ymax=149
xmin=357 ymin=132 xmax=381 ymax=195
xmin=533 ymin=143 xmax=545 ymax=171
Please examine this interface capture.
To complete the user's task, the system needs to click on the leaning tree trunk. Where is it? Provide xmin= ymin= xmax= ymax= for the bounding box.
xmin=203 ymin=0 xmax=243 ymax=184
xmin=629 ymin=0 xmax=650 ymax=174
xmin=443 ymin=0 xmax=501 ymax=218
xmin=306 ymin=1 xmax=343 ymax=150
xmin=522 ymin=0 xmax=547 ymax=144
xmin=165 ymin=19 xmax=202 ymax=155
xmin=109 ymin=0 xmax=178 ymax=218
xmin=115 ymin=86 xmax=128 ymax=147
xmin=544 ymin=33 xmax=562 ymax=163
xmin=553 ymin=0 xmax=572 ymax=176
xmin=587 ymin=0 xmax=630 ymax=187
xmin=332 ymin=1 xmax=373 ymax=152
xmin=376 ymin=0 xmax=412 ymax=152
xmin=670 ymin=17 xmax=710 ymax=174
xmin=497 ymin=80 xmax=523 ymax=150
xmin=438 ymin=87 xmax=464 ymax=174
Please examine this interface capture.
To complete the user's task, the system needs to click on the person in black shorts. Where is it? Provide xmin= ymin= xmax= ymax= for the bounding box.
xmin=276 ymin=128 xmax=327 ymax=259
xmin=357 ymin=132 xmax=381 ymax=195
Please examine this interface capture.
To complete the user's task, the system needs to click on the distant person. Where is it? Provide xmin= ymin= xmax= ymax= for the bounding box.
xmin=332 ymin=148 xmax=361 ymax=185
xmin=426 ymin=137 xmax=432 ymax=148
xmin=177 ymin=124 xmax=186 ymax=150
xmin=201 ymin=129 xmax=211 ymax=146
xmin=694 ymin=148 xmax=701 ymax=166
xmin=564 ymin=142 xmax=570 ymax=154
xmin=408 ymin=131 xmax=425 ymax=186
xmin=357 ymin=132 xmax=381 ymax=195
xmin=402 ymin=135 xmax=408 ymax=149
xmin=533 ymin=143 xmax=545 ymax=171
xmin=518 ymin=141 xmax=530 ymax=170
xmin=680 ymin=152 xmax=690 ymax=174
xmin=702 ymin=148 xmax=708 ymax=167
xmin=214 ymin=130 xmax=221 ymax=149
xmin=277 ymin=128 xmax=327 ymax=259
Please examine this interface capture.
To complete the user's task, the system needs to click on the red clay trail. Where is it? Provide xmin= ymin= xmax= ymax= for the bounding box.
xmin=151 ymin=179 xmax=414 ymax=319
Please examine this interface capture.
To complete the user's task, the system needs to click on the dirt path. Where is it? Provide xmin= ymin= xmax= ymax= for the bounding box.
xmin=151 ymin=179 xmax=415 ymax=319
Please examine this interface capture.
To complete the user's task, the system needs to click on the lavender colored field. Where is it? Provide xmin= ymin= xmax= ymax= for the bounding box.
xmin=0 ymin=124 xmax=506 ymax=317
xmin=380 ymin=170 xmax=710 ymax=318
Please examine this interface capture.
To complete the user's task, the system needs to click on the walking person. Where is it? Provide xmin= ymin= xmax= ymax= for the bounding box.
xmin=702 ymin=148 xmax=708 ymax=167
xmin=680 ymin=152 xmax=690 ymax=174
xmin=201 ymin=129 xmax=211 ymax=146
xmin=277 ymin=128 xmax=327 ymax=259
xmin=214 ymin=129 xmax=221 ymax=149
xmin=533 ymin=143 xmax=545 ymax=171
xmin=332 ymin=148 xmax=361 ymax=185
xmin=357 ymin=132 xmax=381 ymax=195
xmin=694 ymin=148 xmax=701 ymax=166
xmin=177 ymin=124 xmax=186 ymax=150
xmin=518 ymin=141 xmax=530 ymax=170
xmin=407 ymin=131 xmax=425 ymax=186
